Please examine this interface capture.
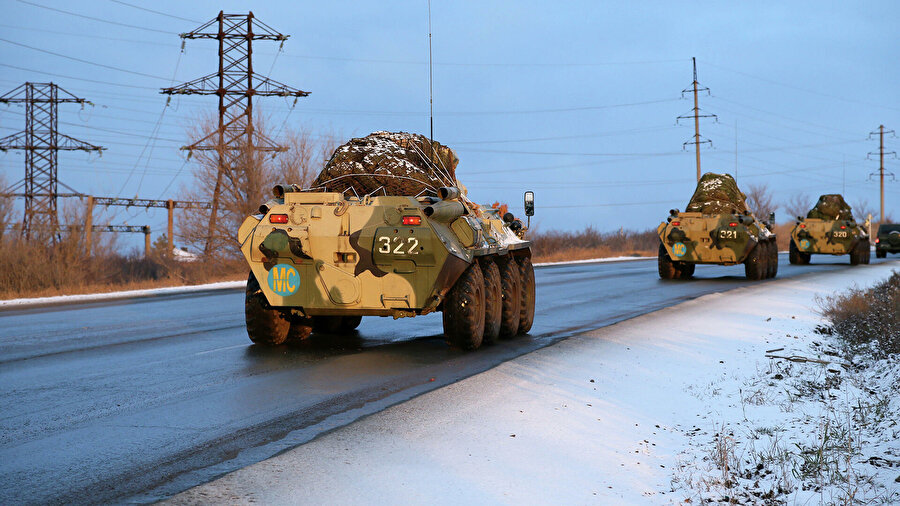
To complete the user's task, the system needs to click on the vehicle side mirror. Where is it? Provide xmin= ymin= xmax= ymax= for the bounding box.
xmin=524 ymin=191 xmax=534 ymax=217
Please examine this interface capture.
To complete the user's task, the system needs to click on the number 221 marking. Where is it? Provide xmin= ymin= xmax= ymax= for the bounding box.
xmin=377 ymin=236 xmax=420 ymax=255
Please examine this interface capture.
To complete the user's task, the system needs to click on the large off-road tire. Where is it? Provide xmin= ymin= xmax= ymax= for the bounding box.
xmin=245 ymin=272 xmax=290 ymax=345
xmin=677 ymin=262 xmax=695 ymax=279
xmin=479 ymin=257 xmax=502 ymax=344
xmin=744 ymin=243 xmax=767 ymax=280
xmin=516 ymin=255 xmax=536 ymax=335
xmin=849 ymin=242 xmax=862 ymax=266
xmin=496 ymin=256 xmax=521 ymax=339
xmin=876 ymin=249 xmax=886 ymax=259
xmin=312 ymin=316 xmax=343 ymax=334
xmin=658 ymin=242 xmax=677 ymax=280
xmin=768 ymin=241 xmax=779 ymax=278
xmin=789 ymin=239 xmax=810 ymax=265
xmin=442 ymin=262 xmax=485 ymax=350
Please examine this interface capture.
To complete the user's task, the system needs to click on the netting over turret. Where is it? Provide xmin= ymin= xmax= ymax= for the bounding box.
xmin=309 ymin=131 xmax=459 ymax=197
xmin=806 ymin=194 xmax=854 ymax=221
xmin=685 ymin=173 xmax=749 ymax=215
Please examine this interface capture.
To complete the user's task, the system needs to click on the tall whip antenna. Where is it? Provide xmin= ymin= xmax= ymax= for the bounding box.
xmin=427 ymin=0 xmax=434 ymax=160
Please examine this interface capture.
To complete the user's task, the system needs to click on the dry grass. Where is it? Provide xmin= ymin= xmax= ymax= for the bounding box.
xmin=0 ymin=236 xmax=245 ymax=300
xmin=530 ymin=226 xmax=658 ymax=263
xmin=818 ymin=270 xmax=900 ymax=359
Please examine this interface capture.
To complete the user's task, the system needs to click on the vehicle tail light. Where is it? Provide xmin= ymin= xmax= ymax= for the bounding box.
xmin=800 ymin=224 xmax=806 ymax=228
xmin=269 ymin=214 xmax=289 ymax=224
xmin=875 ymin=238 xmax=880 ymax=243
xmin=402 ymin=216 xmax=421 ymax=225
xmin=840 ymin=225 xmax=846 ymax=229
xmin=671 ymin=221 xmax=680 ymax=226
xmin=728 ymin=222 xmax=738 ymax=227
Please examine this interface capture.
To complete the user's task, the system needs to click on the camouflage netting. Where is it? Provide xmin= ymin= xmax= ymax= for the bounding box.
xmin=806 ymin=194 xmax=853 ymax=221
xmin=684 ymin=172 xmax=749 ymax=214
xmin=310 ymin=131 xmax=459 ymax=196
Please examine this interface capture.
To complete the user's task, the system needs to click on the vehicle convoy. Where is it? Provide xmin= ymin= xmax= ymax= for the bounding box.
xmin=657 ymin=172 xmax=778 ymax=280
xmin=789 ymin=194 xmax=870 ymax=265
xmin=238 ymin=131 xmax=535 ymax=350
xmin=874 ymin=223 xmax=900 ymax=258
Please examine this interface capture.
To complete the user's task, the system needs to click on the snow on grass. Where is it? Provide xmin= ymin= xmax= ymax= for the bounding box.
xmin=0 ymin=280 xmax=245 ymax=309
xmin=166 ymin=261 xmax=900 ymax=505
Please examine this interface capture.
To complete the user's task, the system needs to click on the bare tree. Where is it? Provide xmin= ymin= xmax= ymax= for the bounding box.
xmin=0 ymin=173 xmax=15 ymax=240
xmin=851 ymin=198 xmax=877 ymax=224
xmin=744 ymin=182 xmax=775 ymax=220
xmin=176 ymin=116 xmax=342 ymax=258
xmin=783 ymin=192 xmax=812 ymax=221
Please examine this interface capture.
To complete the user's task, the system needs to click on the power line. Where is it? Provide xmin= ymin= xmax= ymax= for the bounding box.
xmin=107 ymin=0 xmax=201 ymax=23
xmin=0 ymin=38 xmax=170 ymax=81
xmin=15 ymin=0 xmax=175 ymax=35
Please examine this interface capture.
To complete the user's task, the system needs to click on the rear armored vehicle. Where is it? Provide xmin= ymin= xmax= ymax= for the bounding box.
xmin=789 ymin=194 xmax=870 ymax=265
xmin=874 ymin=223 xmax=900 ymax=258
xmin=238 ymin=132 xmax=535 ymax=350
xmin=657 ymin=172 xmax=778 ymax=280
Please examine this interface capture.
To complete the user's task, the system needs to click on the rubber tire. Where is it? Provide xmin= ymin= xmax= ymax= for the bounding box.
xmin=516 ymin=255 xmax=536 ymax=335
xmin=681 ymin=262 xmax=696 ymax=279
xmin=479 ymin=257 xmax=502 ymax=344
xmin=658 ymin=242 xmax=677 ymax=280
xmin=340 ymin=315 xmax=363 ymax=331
xmin=442 ymin=262 xmax=485 ymax=350
xmin=245 ymin=272 xmax=290 ymax=345
xmin=768 ymin=241 xmax=779 ymax=279
xmin=850 ymin=242 xmax=861 ymax=265
xmin=744 ymin=243 xmax=766 ymax=280
xmin=496 ymin=256 xmax=521 ymax=339
xmin=876 ymin=249 xmax=886 ymax=259
xmin=789 ymin=239 xmax=810 ymax=265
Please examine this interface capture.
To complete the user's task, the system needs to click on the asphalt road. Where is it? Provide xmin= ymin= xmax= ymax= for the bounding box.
xmin=1 ymin=254 xmax=896 ymax=504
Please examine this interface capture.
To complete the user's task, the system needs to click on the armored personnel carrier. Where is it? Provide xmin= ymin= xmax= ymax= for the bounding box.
xmin=657 ymin=172 xmax=778 ymax=280
xmin=239 ymin=132 xmax=535 ymax=350
xmin=789 ymin=194 xmax=870 ymax=265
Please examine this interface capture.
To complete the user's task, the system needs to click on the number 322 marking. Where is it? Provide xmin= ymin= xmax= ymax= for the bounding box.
xmin=377 ymin=236 xmax=420 ymax=255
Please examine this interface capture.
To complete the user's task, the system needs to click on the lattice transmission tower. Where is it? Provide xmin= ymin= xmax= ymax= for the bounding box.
xmin=162 ymin=11 xmax=309 ymax=255
xmin=0 ymin=82 xmax=104 ymax=238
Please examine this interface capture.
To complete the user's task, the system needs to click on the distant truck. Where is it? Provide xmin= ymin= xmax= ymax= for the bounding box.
xmin=657 ymin=173 xmax=778 ymax=280
xmin=875 ymin=223 xmax=900 ymax=258
xmin=789 ymin=194 xmax=870 ymax=265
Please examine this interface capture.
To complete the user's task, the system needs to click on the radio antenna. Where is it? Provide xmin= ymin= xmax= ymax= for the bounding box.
xmin=427 ymin=0 xmax=434 ymax=160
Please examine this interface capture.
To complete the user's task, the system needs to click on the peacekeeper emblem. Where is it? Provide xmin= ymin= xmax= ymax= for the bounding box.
xmin=799 ymin=239 xmax=811 ymax=250
xmin=672 ymin=242 xmax=687 ymax=257
xmin=268 ymin=263 xmax=300 ymax=296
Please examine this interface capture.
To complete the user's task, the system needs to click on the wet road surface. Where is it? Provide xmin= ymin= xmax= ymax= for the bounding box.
xmin=1 ymin=255 xmax=896 ymax=504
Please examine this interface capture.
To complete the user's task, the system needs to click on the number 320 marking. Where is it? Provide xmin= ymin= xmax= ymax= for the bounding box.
xmin=377 ymin=236 xmax=419 ymax=255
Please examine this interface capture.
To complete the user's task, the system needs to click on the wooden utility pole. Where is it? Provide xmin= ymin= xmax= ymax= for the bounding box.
xmin=84 ymin=195 xmax=93 ymax=256
xmin=143 ymin=226 xmax=151 ymax=258
xmin=166 ymin=199 xmax=174 ymax=256
xmin=677 ymin=58 xmax=716 ymax=182
xmin=868 ymin=125 xmax=896 ymax=223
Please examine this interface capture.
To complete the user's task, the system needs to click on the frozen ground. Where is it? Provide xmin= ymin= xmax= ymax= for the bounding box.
xmin=168 ymin=261 xmax=900 ymax=505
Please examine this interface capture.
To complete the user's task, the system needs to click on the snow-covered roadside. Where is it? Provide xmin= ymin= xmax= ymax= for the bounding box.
xmin=167 ymin=261 xmax=900 ymax=505
xmin=0 ymin=257 xmax=651 ymax=309
xmin=0 ymin=280 xmax=245 ymax=309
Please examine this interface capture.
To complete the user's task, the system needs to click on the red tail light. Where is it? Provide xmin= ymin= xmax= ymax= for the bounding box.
xmin=728 ymin=222 xmax=738 ymax=227
xmin=671 ymin=221 xmax=680 ymax=226
xmin=402 ymin=216 xmax=422 ymax=225
xmin=839 ymin=225 xmax=846 ymax=229
xmin=269 ymin=214 xmax=289 ymax=224
xmin=875 ymin=238 xmax=880 ymax=243
xmin=800 ymin=224 xmax=806 ymax=228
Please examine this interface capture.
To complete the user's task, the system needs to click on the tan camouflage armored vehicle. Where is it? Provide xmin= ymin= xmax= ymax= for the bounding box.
xmin=657 ymin=172 xmax=778 ymax=280
xmin=239 ymin=132 xmax=535 ymax=350
xmin=789 ymin=194 xmax=870 ymax=265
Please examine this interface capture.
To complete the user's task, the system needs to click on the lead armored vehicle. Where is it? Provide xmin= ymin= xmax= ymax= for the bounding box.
xmin=239 ymin=132 xmax=535 ymax=350
xmin=789 ymin=194 xmax=870 ymax=265
xmin=657 ymin=172 xmax=778 ymax=280
xmin=875 ymin=223 xmax=900 ymax=258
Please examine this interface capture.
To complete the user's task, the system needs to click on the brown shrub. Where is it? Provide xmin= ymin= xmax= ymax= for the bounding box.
xmin=818 ymin=270 xmax=900 ymax=359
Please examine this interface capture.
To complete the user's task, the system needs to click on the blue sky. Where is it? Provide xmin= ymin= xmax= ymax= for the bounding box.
xmin=1 ymin=0 xmax=897 ymax=247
